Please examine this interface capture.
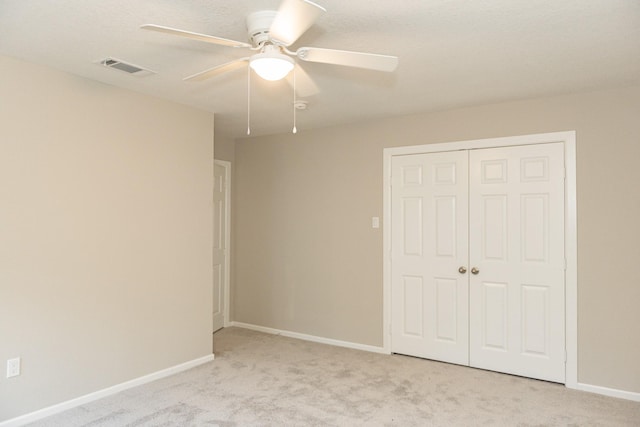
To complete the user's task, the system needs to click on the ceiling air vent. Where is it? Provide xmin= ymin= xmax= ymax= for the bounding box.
xmin=98 ymin=57 xmax=156 ymax=76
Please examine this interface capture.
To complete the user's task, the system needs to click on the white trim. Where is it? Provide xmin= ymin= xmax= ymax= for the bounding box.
xmin=383 ymin=131 xmax=577 ymax=386
xmin=214 ymin=159 xmax=232 ymax=328
xmin=384 ymin=131 xmax=573 ymax=156
xmin=573 ymin=382 xmax=640 ymax=402
xmin=382 ymin=149 xmax=393 ymax=354
xmin=230 ymin=322 xmax=389 ymax=354
xmin=563 ymin=134 xmax=578 ymax=389
xmin=0 ymin=354 xmax=215 ymax=427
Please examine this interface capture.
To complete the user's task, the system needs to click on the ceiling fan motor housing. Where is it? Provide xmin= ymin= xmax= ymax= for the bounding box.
xmin=246 ymin=10 xmax=277 ymax=46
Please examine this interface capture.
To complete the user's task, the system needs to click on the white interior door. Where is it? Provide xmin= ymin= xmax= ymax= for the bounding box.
xmin=391 ymin=151 xmax=469 ymax=365
xmin=468 ymin=143 xmax=565 ymax=382
xmin=390 ymin=142 xmax=566 ymax=383
xmin=213 ymin=160 xmax=230 ymax=333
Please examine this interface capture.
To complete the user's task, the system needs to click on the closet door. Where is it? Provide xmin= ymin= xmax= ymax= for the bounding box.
xmin=390 ymin=151 xmax=469 ymax=365
xmin=468 ymin=143 xmax=565 ymax=382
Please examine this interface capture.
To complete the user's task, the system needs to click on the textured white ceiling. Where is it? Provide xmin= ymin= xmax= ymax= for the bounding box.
xmin=1 ymin=0 xmax=639 ymax=139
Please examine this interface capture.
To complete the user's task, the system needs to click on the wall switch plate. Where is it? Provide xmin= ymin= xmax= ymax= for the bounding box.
xmin=7 ymin=357 xmax=21 ymax=378
xmin=372 ymin=217 xmax=380 ymax=229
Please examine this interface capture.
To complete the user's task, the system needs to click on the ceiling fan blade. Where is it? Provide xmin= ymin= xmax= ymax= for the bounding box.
xmin=296 ymin=47 xmax=399 ymax=72
xmin=141 ymin=24 xmax=251 ymax=48
xmin=269 ymin=0 xmax=326 ymax=46
xmin=286 ymin=64 xmax=320 ymax=97
xmin=184 ymin=58 xmax=249 ymax=82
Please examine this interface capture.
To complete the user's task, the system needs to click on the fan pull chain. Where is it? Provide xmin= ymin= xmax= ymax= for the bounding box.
xmin=247 ymin=65 xmax=251 ymax=136
xmin=292 ymin=66 xmax=297 ymax=134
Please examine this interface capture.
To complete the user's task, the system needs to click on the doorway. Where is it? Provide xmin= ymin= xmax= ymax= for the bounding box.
xmin=213 ymin=160 xmax=231 ymax=333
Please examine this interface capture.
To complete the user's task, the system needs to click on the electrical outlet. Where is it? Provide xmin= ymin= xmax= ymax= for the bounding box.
xmin=7 ymin=357 xmax=21 ymax=378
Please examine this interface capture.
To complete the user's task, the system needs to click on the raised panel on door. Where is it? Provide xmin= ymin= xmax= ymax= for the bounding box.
xmin=391 ymin=152 xmax=469 ymax=365
xmin=468 ymin=143 xmax=565 ymax=382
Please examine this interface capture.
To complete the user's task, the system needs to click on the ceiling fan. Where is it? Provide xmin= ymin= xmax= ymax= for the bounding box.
xmin=141 ymin=0 xmax=399 ymax=87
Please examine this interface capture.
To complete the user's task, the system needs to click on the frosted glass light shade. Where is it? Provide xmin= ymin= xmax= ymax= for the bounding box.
xmin=250 ymin=52 xmax=294 ymax=81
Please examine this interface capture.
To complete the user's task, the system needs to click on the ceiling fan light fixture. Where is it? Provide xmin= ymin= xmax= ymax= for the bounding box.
xmin=249 ymin=47 xmax=294 ymax=81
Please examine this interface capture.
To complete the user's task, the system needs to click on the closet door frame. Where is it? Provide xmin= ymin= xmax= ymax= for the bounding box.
xmin=382 ymin=131 xmax=577 ymax=388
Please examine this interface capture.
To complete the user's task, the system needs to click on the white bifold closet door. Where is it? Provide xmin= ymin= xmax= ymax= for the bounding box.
xmin=391 ymin=143 xmax=565 ymax=383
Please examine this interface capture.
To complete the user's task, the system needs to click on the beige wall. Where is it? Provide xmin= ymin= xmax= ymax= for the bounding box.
xmin=234 ymin=85 xmax=640 ymax=393
xmin=214 ymin=132 xmax=236 ymax=164
xmin=0 ymin=56 xmax=215 ymax=421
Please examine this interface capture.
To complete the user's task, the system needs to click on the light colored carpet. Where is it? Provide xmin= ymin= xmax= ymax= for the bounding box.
xmin=30 ymin=327 xmax=640 ymax=426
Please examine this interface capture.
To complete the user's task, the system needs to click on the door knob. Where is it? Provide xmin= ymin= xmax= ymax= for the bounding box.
xmin=471 ymin=267 xmax=480 ymax=275
xmin=458 ymin=266 xmax=467 ymax=274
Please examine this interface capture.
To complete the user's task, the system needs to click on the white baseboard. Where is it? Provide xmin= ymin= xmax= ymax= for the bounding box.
xmin=571 ymin=382 xmax=640 ymax=402
xmin=0 ymin=354 xmax=215 ymax=427
xmin=229 ymin=321 xmax=389 ymax=355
